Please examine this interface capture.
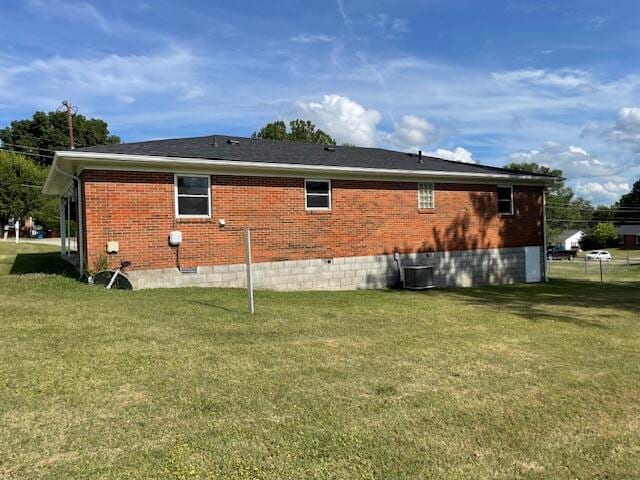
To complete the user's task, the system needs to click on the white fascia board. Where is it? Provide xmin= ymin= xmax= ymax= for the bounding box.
xmin=47 ymin=151 xmax=556 ymax=189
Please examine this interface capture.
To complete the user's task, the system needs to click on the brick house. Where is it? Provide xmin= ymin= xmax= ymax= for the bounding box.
xmin=617 ymin=225 xmax=640 ymax=249
xmin=43 ymin=135 xmax=556 ymax=290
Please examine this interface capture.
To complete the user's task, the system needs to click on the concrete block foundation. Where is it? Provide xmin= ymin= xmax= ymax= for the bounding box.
xmin=125 ymin=245 xmax=542 ymax=291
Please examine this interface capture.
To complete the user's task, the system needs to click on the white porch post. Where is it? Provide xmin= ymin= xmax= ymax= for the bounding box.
xmin=76 ymin=179 xmax=84 ymax=276
xmin=14 ymin=220 xmax=19 ymax=244
xmin=59 ymin=197 xmax=66 ymax=255
xmin=66 ymin=193 xmax=72 ymax=254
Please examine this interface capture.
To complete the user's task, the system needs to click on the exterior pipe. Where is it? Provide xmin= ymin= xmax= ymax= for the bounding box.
xmin=53 ymin=164 xmax=84 ymax=277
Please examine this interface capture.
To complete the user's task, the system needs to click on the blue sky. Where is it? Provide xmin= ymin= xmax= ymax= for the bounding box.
xmin=2 ymin=0 xmax=640 ymax=204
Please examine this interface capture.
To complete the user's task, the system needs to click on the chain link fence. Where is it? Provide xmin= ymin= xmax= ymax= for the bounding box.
xmin=547 ymin=251 xmax=640 ymax=283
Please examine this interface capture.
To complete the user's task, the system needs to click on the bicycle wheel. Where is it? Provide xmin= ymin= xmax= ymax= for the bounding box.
xmin=92 ymin=270 xmax=133 ymax=290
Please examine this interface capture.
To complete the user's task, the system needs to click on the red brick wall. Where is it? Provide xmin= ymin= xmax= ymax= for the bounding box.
xmin=81 ymin=170 xmax=544 ymax=271
xmin=622 ymin=234 xmax=640 ymax=249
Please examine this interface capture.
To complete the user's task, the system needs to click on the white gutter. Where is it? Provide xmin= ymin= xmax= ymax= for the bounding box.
xmin=52 ymin=151 xmax=556 ymax=185
xmin=52 ymin=163 xmax=85 ymax=277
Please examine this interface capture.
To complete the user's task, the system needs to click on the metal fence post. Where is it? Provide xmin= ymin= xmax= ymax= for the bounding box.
xmin=547 ymin=255 xmax=550 ymax=276
xmin=244 ymin=227 xmax=255 ymax=315
xmin=599 ymin=257 xmax=603 ymax=283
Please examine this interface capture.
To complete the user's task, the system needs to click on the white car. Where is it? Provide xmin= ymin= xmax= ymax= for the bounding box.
xmin=585 ymin=250 xmax=612 ymax=261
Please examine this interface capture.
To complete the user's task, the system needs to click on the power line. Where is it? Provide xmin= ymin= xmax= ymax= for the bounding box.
xmin=0 ymin=182 xmax=44 ymax=189
xmin=547 ymin=218 xmax=640 ymax=223
xmin=0 ymin=142 xmax=56 ymax=152
xmin=546 ymin=205 xmax=640 ymax=213
xmin=0 ymin=147 xmax=51 ymax=160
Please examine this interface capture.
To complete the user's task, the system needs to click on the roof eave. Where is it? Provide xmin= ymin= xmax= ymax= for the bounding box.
xmin=43 ymin=151 xmax=557 ymax=192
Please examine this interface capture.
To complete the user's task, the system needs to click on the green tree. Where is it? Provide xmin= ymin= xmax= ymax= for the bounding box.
xmin=591 ymin=222 xmax=619 ymax=248
xmin=252 ymin=120 xmax=288 ymax=141
xmin=0 ymin=151 xmax=49 ymax=223
xmin=615 ymin=178 xmax=640 ymax=224
xmin=0 ymin=110 xmax=120 ymax=165
xmin=592 ymin=204 xmax=616 ymax=224
xmin=253 ymin=119 xmax=336 ymax=145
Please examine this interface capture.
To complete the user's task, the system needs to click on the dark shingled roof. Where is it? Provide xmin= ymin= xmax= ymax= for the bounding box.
xmin=76 ymin=134 xmax=556 ymax=178
xmin=617 ymin=225 xmax=640 ymax=235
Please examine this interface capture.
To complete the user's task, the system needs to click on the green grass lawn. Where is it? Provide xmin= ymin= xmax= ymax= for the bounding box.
xmin=1 ymin=242 xmax=639 ymax=479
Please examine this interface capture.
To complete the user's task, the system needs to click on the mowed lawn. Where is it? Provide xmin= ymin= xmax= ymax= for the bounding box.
xmin=1 ymin=243 xmax=639 ymax=479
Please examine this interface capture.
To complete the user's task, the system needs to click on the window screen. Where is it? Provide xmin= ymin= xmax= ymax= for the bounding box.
xmin=305 ymin=180 xmax=331 ymax=210
xmin=497 ymin=186 xmax=513 ymax=214
xmin=176 ymin=175 xmax=210 ymax=217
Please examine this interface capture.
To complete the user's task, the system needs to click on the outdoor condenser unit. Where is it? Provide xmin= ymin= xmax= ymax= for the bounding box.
xmin=403 ymin=265 xmax=434 ymax=290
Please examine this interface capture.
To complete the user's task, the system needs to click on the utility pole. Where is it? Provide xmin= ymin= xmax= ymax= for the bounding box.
xmin=61 ymin=100 xmax=76 ymax=150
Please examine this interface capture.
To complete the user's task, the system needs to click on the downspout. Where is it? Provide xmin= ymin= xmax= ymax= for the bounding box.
xmin=542 ymin=186 xmax=548 ymax=282
xmin=53 ymin=164 xmax=84 ymax=277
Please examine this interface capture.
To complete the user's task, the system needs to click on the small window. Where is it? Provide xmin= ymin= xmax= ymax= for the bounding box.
xmin=418 ymin=183 xmax=435 ymax=209
xmin=497 ymin=185 xmax=513 ymax=215
xmin=175 ymin=174 xmax=211 ymax=217
xmin=305 ymin=179 xmax=331 ymax=210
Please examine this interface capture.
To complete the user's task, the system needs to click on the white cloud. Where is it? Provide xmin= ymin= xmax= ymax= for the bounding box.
xmin=507 ymin=141 xmax=632 ymax=203
xmin=508 ymin=141 xmax=613 ymax=178
xmin=385 ymin=115 xmax=437 ymax=151
xmin=290 ymin=34 xmax=335 ymax=43
xmin=0 ymin=48 xmax=205 ymax=104
xmin=426 ymin=147 xmax=476 ymax=164
xmin=294 ymin=95 xmax=439 ymax=151
xmin=574 ymin=181 xmax=630 ymax=203
xmin=607 ymin=107 xmax=640 ymax=152
xmin=294 ymin=94 xmax=382 ymax=147
xmin=25 ymin=0 xmax=111 ymax=33
xmin=491 ymin=68 xmax=591 ymax=90
xmin=366 ymin=13 xmax=410 ymax=35
xmin=336 ymin=0 xmax=352 ymax=27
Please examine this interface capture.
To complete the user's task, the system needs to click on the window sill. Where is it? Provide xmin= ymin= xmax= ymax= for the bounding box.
xmin=305 ymin=209 xmax=332 ymax=214
xmin=498 ymin=213 xmax=514 ymax=217
xmin=418 ymin=208 xmax=435 ymax=214
xmin=175 ymin=217 xmax=212 ymax=224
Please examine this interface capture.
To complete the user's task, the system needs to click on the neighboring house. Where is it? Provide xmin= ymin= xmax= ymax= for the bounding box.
xmin=617 ymin=225 xmax=640 ymax=249
xmin=43 ymin=135 xmax=556 ymax=290
xmin=554 ymin=230 xmax=585 ymax=251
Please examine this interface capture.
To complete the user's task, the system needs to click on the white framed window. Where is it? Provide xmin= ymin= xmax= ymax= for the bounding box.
xmin=305 ymin=179 xmax=331 ymax=210
xmin=174 ymin=174 xmax=211 ymax=218
xmin=497 ymin=185 xmax=514 ymax=215
xmin=418 ymin=183 xmax=435 ymax=209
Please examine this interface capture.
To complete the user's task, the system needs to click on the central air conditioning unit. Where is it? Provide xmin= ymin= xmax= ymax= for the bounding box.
xmin=403 ymin=265 xmax=434 ymax=290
